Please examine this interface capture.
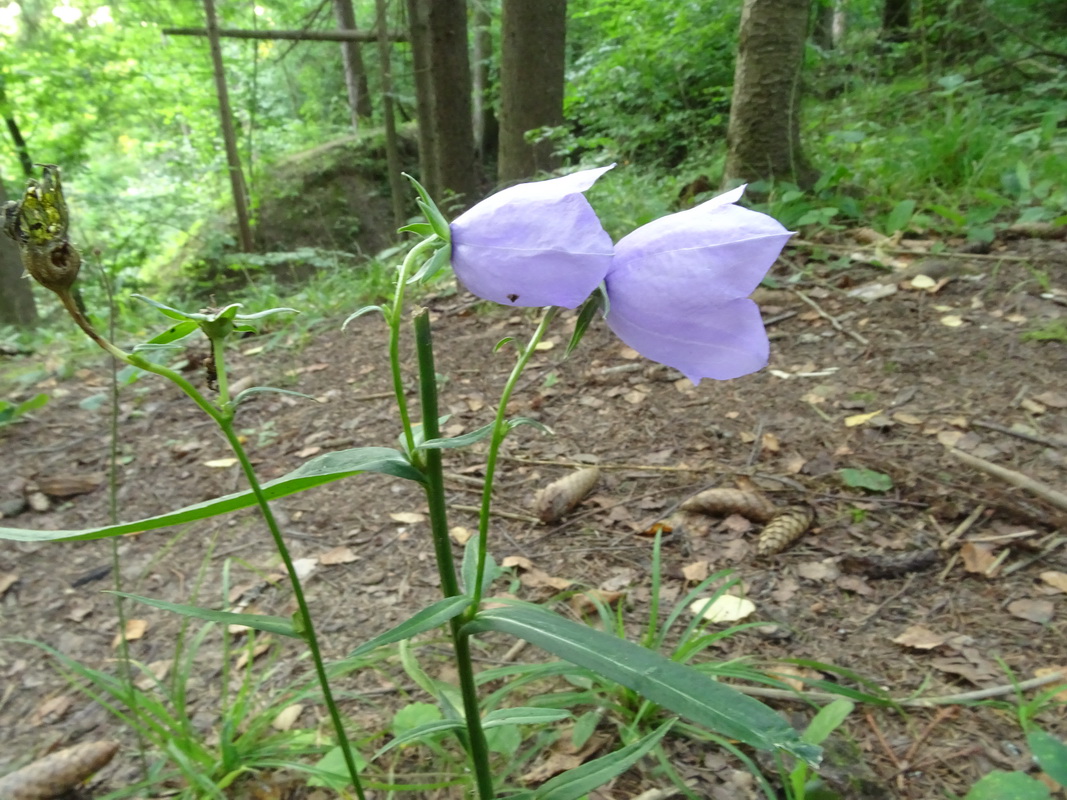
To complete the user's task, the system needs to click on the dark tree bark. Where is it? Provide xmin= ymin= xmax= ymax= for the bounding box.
xmin=723 ymin=0 xmax=816 ymax=190
xmin=470 ymin=0 xmax=496 ymax=163
xmin=812 ymin=0 xmax=835 ymax=50
xmin=0 ymin=177 xmax=38 ymax=327
xmin=426 ymin=0 xmax=478 ymax=206
xmin=497 ymin=0 xmax=566 ymax=183
xmin=405 ymin=0 xmax=439 ymax=199
xmin=204 ymin=0 xmax=254 ymax=252
xmin=333 ymin=0 xmax=373 ymax=128
xmin=374 ymin=0 xmax=405 ymax=229
xmin=882 ymin=0 xmax=910 ymax=42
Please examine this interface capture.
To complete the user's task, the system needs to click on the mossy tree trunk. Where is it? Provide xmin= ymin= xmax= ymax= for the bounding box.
xmin=723 ymin=0 xmax=816 ymax=190
xmin=0 ymin=177 xmax=37 ymax=327
xmin=497 ymin=0 xmax=566 ymax=183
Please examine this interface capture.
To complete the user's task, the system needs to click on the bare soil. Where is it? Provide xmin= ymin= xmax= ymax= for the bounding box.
xmin=2 ymin=237 xmax=1066 ymax=799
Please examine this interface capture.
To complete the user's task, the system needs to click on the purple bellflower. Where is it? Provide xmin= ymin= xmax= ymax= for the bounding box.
xmin=604 ymin=185 xmax=793 ymax=384
xmin=450 ymin=165 xmax=615 ymax=308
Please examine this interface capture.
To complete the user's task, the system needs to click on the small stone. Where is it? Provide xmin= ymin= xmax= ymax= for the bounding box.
xmin=28 ymin=491 xmax=51 ymax=512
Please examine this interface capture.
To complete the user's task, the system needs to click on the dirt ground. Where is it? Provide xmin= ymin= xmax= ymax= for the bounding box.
xmin=1 ymin=235 xmax=1066 ymax=799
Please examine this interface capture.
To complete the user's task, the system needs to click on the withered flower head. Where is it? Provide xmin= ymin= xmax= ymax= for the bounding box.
xmin=3 ymin=164 xmax=82 ymax=294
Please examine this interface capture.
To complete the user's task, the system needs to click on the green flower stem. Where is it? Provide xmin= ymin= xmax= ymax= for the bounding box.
xmin=469 ymin=306 xmax=558 ymax=609
xmin=216 ymin=419 xmax=367 ymax=800
xmin=389 ymin=238 xmax=437 ymax=458
xmin=413 ymin=308 xmax=495 ymax=800
xmin=210 ymin=334 xmax=230 ymax=406
xmin=66 ymin=314 xmax=367 ymax=797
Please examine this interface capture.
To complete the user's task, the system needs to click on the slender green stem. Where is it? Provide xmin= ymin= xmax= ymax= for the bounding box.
xmin=217 ymin=419 xmax=368 ymax=800
xmin=413 ymin=309 xmax=495 ymax=800
xmin=469 ymin=307 xmax=558 ymax=609
xmin=211 ymin=334 xmax=230 ymax=406
xmin=389 ymin=238 xmax=437 ymax=458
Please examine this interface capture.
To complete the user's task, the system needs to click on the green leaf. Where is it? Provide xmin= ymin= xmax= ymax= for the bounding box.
xmin=307 ymin=746 xmax=369 ymax=790
xmin=494 ymin=337 xmax=515 ymax=353
xmin=407 ymin=242 xmax=451 ymax=285
xmin=567 ymin=289 xmax=607 ymax=358
xmin=964 ymin=770 xmax=1051 ymax=800
xmin=802 ymin=699 xmax=854 ymax=745
xmin=418 ymin=423 xmax=495 ymax=451
xmin=403 ymin=173 xmax=451 ymax=241
xmin=1028 ymin=728 xmax=1067 ymax=787
xmin=483 ymin=707 xmax=571 ymax=726
xmin=106 ymin=591 xmax=299 ymax=638
xmin=838 ymin=468 xmax=893 ymax=492
xmin=398 ymin=222 xmax=434 ymax=237
xmin=374 ymin=719 xmax=465 ymax=758
xmin=507 ymin=417 xmax=553 ymax=436
xmin=0 ymin=446 xmax=424 ymax=542
xmin=461 ymin=535 xmax=500 ymax=598
xmin=462 ymin=603 xmax=820 ymax=765
xmin=530 ymin=719 xmax=674 ymax=800
xmin=342 ymin=304 xmax=386 ymax=330
xmin=885 ymin=199 xmax=916 ymax=235
xmin=346 ymin=595 xmax=471 ymax=659
xmin=144 ymin=319 xmax=198 ymax=346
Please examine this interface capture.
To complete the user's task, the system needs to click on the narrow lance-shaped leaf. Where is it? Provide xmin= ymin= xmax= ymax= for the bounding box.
xmin=107 ymin=591 xmax=299 ymax=638
xmin=345 ymin=595 xmax=471 ymax=660
xmin=462 ymin=602 xmax=820 ymax=765
xmin=0 ymin=446 xmax=425 ymax=543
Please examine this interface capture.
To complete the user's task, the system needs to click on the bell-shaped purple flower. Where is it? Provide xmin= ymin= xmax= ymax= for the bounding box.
xmin=450 ymin=165 xmax=615 ymax=308
xmin=604 ymin=186 xmax=792 ymax=384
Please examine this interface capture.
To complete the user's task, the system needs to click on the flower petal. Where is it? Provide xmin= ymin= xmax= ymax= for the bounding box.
xmin=604 ymin=186 xmax=791 ymax=383
xmin=606 ymin=296 xmax=768 ymax=383
xmin=450 ymin=165 xmax=615 ymax=308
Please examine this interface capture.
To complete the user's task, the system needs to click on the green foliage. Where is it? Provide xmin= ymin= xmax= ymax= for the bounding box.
xmin=565 ymin=0 xmax=739 ymax=164
xmin=0 ymin=392 xmax=48 ymax=427
xmin=839 ymin=468 xmax=894 ymax=493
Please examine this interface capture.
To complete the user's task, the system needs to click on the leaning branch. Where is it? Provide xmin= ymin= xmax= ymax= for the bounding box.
xmin=162 ymin=26 xmax=407 ymax=43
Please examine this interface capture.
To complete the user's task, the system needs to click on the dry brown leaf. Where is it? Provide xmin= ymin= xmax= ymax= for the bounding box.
xmin=796 ymin=561 xmax=839 ymax=581
xmin=134 ymin=659 xmax=172 ymax=691
xmin=521 ymin=732 xmax=609 ymax=784
xmin=532 ymin=467 xmax=600 ymax=523
xmin=0 ymin=572 xmax=18 ymax=596
xmin=235 ymin=639 xmax=273 ymax=671
xmin=1007 ymin=598 xmax=1054 ymax=624
xmin=449 ymin=526 xmax=473 ymax=545
xmin=203 ymin=457 xmax=239 ymax=468
xmin=318 ymin=546 xmax=357 ymax=565
xmin=389 ymin=511 xmax=426 ymax=524
xmin=569 ymin=589 xmax=624 ymax=615
xmin=31 ymin=694 xmax=74 ymax=725
xmin=1039 ymin=571 xmax=1067 ymax=594
xmin=113 ymin=619 xmax=148 ymax=648
xmin=892 ymin=624 xmax=950 ymax=650
xmin=689 ymin=595 xmax=756 ymax=623
xmin=681 ymin=561 xmax=710 ymax=582
xmin=297 ymin=446 xmax=322 ymax=458
xmin=1032 ymin=390 xmax=1067 ymax=409
xmin=0 ymin=741 xmax=119 ymax=798
xmin=835 ymin=575 xmax=873 ymax=595
xmin=761 ymin=432 xmax=781 ymax=453
xmin=959 ymin=541 xmax=1000 ymax=576
xmin=845 ymin=410 xmax=884 ymax=427
xmin=272 ymin=704 xmax=305 ymax=731
xmin=502 ymin=555 xmax=535 ymax=571
xmin=766 ymin=663 xmax=819 ymax=692
xmin=519 ymin=568 xmax=573 ymax=591
xmin=930 ymin=656 xmax=998 ymax=685
xmin=893 ymin=412 xmax=923 ymax=425
xmin=1034 ymin=666 xmax=1067 ymax=701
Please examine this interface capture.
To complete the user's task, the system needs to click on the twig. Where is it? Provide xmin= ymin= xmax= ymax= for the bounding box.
xmin=948 ymin=448 xmax=1067 ymax=512
xmin=850 ymin=574 xmax=916 ymax=633
xmin=973 ymin=419 xmax=1067 ymax=449
xmin=866 ymin=710 xmax=904 ymax=770
xmin=451 ymin=504 xmax=541 ymax=525
xmin=1002 ymin=535 xmax=1067 ymax=576
xmin=503 ymin=456 xmax=721 ymax=473
xmin=790 ymin=239 xmax=1037 ymax=263
xmin=726 ymin=671 xmax=1065 ymax=707
xmin=940 ymin=504 xmax=986 ymax=551
xmin=792 ymin=289 xmax=870 ymax=346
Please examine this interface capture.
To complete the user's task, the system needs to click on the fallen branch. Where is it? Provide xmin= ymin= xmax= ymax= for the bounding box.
xmin=948 ymin=448 xmax=1067 ymax=512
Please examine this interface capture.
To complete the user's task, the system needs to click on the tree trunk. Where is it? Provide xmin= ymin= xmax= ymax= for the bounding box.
xmin=0 ymin=177 xmax=38 ymax=327
xmin=204 ymin=0 xmax=254 ymax=252
xmin=426 ymin=0 xmax=479 ymax=206
xmin=497 ymin=0 xmax=566 ymax=183
xmin=333 ymin=0 xmax=373 ymax=129
xmin=882 ymin=0 xmax=910 ymax=42
xmin=471 ymin=0 xmax=495 ymax=163
xmin=374 ymin=0 xmax=405 ymax=230
xmin=406 ymin=0 xmax=439 ymax=199
xmin=812 ymin=0 xmax=835 ymax=50
xmin=723 ymin=0 xmax=816 ymax=190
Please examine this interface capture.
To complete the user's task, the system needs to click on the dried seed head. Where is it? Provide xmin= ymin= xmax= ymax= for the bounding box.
xmin=3 ymin=165 xmax=82 ymax=294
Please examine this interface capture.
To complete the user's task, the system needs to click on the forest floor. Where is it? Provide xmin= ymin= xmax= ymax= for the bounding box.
xmin=1 ymin=234 xmax=1066 ymax=799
